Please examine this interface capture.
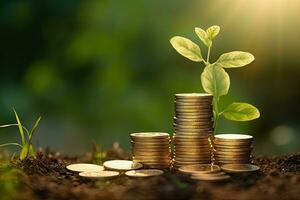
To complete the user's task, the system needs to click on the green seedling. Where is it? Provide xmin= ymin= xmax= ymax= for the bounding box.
xmin=170 ymin=25 xmax=260 ymax=131
xmin=91 ymin=141 xmax=107 ymax=165
xmin=0 ymin=109 xmax=41 ymax=160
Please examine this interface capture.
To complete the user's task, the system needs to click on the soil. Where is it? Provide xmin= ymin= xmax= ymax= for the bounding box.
xmin=6 ymin=149 xmax=300 ymax=200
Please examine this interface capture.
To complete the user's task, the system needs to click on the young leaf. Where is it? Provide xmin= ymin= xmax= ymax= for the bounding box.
xmin=29 ymin=117 xmax=42 ymax=139
xmin=13 ymin=109 xmax=26 ymax=145
xmin=20 ymin=144 xmax=29 ymax=160
xmin=170 ymin=36 xmax=203 ymax=62
xmin=215 ymin=51 xmax=255 ymax=68
xmin=221 ymin=102 xmax=260 ymax=121
xmin=206 ymin=25 xmax=220 ymax=39
xmin=0 ymin=143 xmax=23 ymax=148
xmin=201 ymin=65 xmax=230 ymax=97
xmin=195 ymin=27 xmax=212 ymax=47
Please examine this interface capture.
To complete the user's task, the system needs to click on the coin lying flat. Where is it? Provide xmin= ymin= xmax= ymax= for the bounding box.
xmin=125 ymin=169 xmax=164 ymax=177
xmin=179 ymin=164 xmax=221 ymax=174
xmin=130 ymin=132 xmax=169 ymax=139
xmin=214 ymin=134 xmax=253 ymax=141
xmin=66 ymin=163 xmax=104 ymax=172
xmin=79 ymin=171 xmax=119 ymax=179
xmin=103 ymin=160 xmax=142 ymax=171
xmin=221 ymin=164 xmax=260 ymax=173
xmin=191 ymin=174 xmax=230 ymax=182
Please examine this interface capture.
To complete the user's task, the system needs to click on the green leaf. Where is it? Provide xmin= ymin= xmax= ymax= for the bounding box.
xmin=201 ymin=65 xmax=230 ymax=97
xmin=20 ymin=144 xmax=28 ymax=160
xmin=215 ymin=51 xmax=255 ymax=68
xmin=170 ymin=36 xmax=203 ymax=62
xmin=195 ymin=27 xmax=211 ymax=47
xmin=206 ymin=25 xmax=220 ymax=39
xmin=29 ymin=117 xmax=41 ymax=139
xmin=13 ymin=109 xmax=26 ymax=145
xmin=0 ymin=143 xmax=23 ymax=148
xmin=221 ymin=102 xmax=260 ymax=121
xmin=29 ymin=145 xmax=36 ymax=158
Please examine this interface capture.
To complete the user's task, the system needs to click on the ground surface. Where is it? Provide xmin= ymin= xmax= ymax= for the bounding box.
xmin=4 ymin=150 xmax=300 ymax=200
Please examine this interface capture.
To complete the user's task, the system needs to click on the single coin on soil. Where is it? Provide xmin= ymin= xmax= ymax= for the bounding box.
xmin=125 ymin=169 xmax=164 ymax=177
xmin=221 ymin=164 xmax=260 ymax=173
xmin=66 ymin=163 xmax=104 ymax=172
xmin=103 ymin=160 xmax=143 ymax=171
xmin=79 ymin=171 xmax=120 ymax=179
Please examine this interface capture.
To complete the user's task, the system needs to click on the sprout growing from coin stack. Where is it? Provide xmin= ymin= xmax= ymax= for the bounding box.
xmin=170 ymin=25 xmax=261 ymax=169
xmin=170 ymin=25 xmax=260 ymax=131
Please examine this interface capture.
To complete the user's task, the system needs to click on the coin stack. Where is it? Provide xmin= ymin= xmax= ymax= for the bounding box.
xmin=213 ymin=134 xmax=253 ymax=165
xmin=173 ymin=93 xmax=214 ymax=169
xmin=130 ymin=132 xmax=171 ymax=169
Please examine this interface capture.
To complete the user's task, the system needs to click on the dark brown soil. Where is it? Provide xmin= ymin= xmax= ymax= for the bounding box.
xmin=8 ymin=150 xmax=300 ymax=200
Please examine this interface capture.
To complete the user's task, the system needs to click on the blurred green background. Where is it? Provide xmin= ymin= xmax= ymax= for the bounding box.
xmin=0 ymin=0 xmax=299 ymax=155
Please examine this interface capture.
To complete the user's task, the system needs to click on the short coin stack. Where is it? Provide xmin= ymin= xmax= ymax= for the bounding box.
xmin=173 ymin=93 xmax=214 ymax=169
xmin=213 ymin=134 xmax=253 ymax=165
xmin=131 ymin=132 xmax=171 ymax=169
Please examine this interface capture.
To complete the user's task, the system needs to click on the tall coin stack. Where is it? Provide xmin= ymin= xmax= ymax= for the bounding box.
xmin=130 ymin=132 xmax=171 ymax=169
xmin=173 ymin=93 xmax=214 ymax=169
xmin=213 ymin=134 xmax=253 ymax=165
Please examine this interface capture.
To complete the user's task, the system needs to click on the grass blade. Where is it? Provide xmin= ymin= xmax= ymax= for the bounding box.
xmin=13 ymin=109 xmax=26 ymax=145
xmin=0 ymin=124 xmax=18 ymax=128
xmin=29 ymin=117 xmax=41 ymax=139
xmin=0 ymin=143 xmax=23 ymax=148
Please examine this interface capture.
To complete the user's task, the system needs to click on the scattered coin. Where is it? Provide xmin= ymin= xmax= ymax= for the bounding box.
xmin=79 ymin=171 xmax=120 ymax=179
xmin=221 ymin=164 xmax=260 ymax=173
xmin=66 ymin=163 xmax=104 ymax=172
xmin=125 ymin=169 xmax=164 ymax=177
xmin=103 ymin=160 xmax=142 ymax=171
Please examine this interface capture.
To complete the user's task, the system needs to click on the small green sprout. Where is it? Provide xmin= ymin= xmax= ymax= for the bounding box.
xmin=0 ymin=109 xmax=41 ymax=160
xmin=91 ymin=141 xmax=107 ymax=165
xmin=170 ymin=25 xmax=260 ymax=132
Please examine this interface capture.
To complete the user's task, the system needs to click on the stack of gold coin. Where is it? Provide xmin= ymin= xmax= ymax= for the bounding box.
xmin=130 ymin=132 xmax=171 ymax=169
xmin=213 ymin=134 xmax=253 ymax=165
xmin=173 ymin=93 xmax=214 ymax=169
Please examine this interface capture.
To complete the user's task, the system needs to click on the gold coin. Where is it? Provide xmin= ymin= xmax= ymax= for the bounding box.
xmin=125 ymin=169 xmax=164 ymax=177
xmin=174 ymin=158 xmax=211 ymax=163
xmin=66 ymin=163 xmax=104 ymax=172
xmin=191 ymin=174 xmax=230 ymax=182
xmin=131 ymin=136 xmax=170 ymax=140
xmin=216 ymin=160 xmax=251 ymax=164
xmin=214 ymin=134 xmax=253 ymax=141
xmin=213 ymin=144 xmax=253 ymax=151
xmin=103 ymin=160 xmax=143 ymax=171
xmin=131 ymin=143 xmax=170 ymax=148
xmin=174 ymin=123 xmax=213 ymax=129
xmin=214 ymin=147 xmax=253 ymax=152
xmin=213 ymin=141 xmax=252 ymax=146
xmin=214 ymin=152 xmax=252 ymax=157
xmin=178 ymin=164 xmax=220 ymax=174
xmin=215 ymin=157 xmax=251 ymax=162
xmin=132 ymin=152 xmax=170 ymax=156
xmin=173 ymin=161 xmax=211 ymax=166
xmin=130 ymin=132 xmax=170 ymax=139
xmin=221 ymin=164 xmax=260 ymax=173
xmin=175 ymin=93 xmax=213 ymax=98
xmin=132 ymin=149 xmax=171 ymax=154
xmin=79 ymin=171 xmax=119 ymax=179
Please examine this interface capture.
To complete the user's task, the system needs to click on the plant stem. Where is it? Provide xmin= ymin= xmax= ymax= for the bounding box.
xmin=207 ymin=46 xmax=211 ymax=63
xmin=213 ymin=96 xmax=219 ymax=133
